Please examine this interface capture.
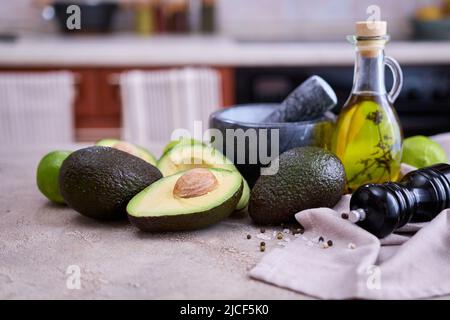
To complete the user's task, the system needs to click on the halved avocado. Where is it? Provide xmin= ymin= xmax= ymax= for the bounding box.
xmin=161 ymin=138 xmax=205 ymax=157
xmin=95 ymin=139 xmax=157 ymax=166
xmin=236 ymin=180 xmax=250 ymax=211
xmin=157 ymin=143 xmax=250 ymax=211
xmin=127 ymin=168 xmax=243 ymax=232
xmin=157 ymin=143 xmax=235 ymax=175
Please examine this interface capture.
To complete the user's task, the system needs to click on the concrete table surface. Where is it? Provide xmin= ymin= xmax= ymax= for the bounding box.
xmin=2 ymin=136 xmax=449 ymax=300
xmin=0 ymin=145 xmax=307 ymax=300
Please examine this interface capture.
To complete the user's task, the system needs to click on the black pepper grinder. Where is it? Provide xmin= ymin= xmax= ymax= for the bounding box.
xmin=348 ymin=163 xmax=450 ymax=238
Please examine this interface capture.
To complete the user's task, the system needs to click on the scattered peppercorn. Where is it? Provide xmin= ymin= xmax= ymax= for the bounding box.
xmin=341 ymin=213 xmax=349 ymax=220
xmin=246 ymin=234 xmax=251 ymax=239
xmin=276 ymin=232 xmax=283 ymax=240
xmin=318 ymin=236 xmax=324 ymax=242
xmin=260 ymin=244 xmax=266 ymax=252
xmin=260 ymin=228 xmax=266 ymax=233
xmin=292 ymin=228 xmax=304 ymax=235
xmin=260 ymin=241 xmax=265 ymax=246
xmin=327 ymin=240 xmax=333 ymax=247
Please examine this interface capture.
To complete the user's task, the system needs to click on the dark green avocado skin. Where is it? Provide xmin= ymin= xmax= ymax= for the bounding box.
xmin=249 ymin=147 xmax=345 ymax=225
xmin=59 ymin=146 xmax=162 ymax=220
xmin=128 ymin=183 xmax=243 ymax=232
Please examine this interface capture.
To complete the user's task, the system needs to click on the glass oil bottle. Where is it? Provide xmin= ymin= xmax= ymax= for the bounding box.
xmin=332 ymin=21 xmax=404 ymax=192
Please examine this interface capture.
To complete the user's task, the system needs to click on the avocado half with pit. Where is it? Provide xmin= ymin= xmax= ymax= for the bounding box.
xmin=127 ymin=168 xmax=243 ymax=232
xmin=157 ymin=143 xmax=250 ymax=211
xmin=95 ymin=139 xmax=157 ymax=166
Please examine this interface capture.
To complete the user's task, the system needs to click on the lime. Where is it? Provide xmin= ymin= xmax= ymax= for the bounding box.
xmin=402 ymin=136 xmax=448 ymax=168
xmin=36 ymin=151 xmax=71 ymax=203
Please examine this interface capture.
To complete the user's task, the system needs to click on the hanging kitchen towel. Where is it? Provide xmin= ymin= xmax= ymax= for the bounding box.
xmin=250 ymin=134 xmax=450 ymax=299
xmin=0 ymin=71 xmax=75 ymax=146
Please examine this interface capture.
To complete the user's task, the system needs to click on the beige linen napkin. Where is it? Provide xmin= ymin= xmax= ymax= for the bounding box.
xmin=250 ymin=134 xmax=450 ymax=299
xmin=250 ymin=194 xmax=450 ymax=299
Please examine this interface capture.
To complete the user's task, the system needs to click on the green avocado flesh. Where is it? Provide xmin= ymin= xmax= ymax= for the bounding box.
xmin=157 ymin=143 xmax=236 ymax=175
xmin=161 ymin=138 xmax=205 ymax=156
xmin=95 ymin=139 xmax=157 ymax=166
xmin=157 ymin=144 xmax=250 ymax=211
xmin=249 ymin=147 xmax=346 ymax=225
xmin=236 ymin=179 xmax=250 ymax=211
xmin=127 ymin=168 xmax=243 ymax=232
xmin=59 ymin=146 xmax=162 ymax=220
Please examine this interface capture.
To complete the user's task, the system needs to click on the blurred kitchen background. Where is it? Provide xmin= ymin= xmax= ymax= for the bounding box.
xmin=0 ymin=0 xmax=449 ymax=147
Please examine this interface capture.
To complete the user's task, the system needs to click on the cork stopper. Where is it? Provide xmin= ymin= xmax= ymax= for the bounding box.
xmin=355 ymin=21 xmax=387 ymax=38
xmin=354 ymin=21 xmax=387 ymax=57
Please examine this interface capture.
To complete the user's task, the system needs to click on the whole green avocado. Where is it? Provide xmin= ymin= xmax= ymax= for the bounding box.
xmin=59 ymin=146 xmax=162 ymax=220
xmin=249 ymin=147 xmax=346 ymax=225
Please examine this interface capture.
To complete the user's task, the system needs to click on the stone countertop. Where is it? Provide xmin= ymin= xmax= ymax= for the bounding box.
xmin=2 ymin=138 xmax=450 ymax=300
xmin=0 ymin=144 xmax=307 ymax=300
xmin=1 ymin=34 xmax=450 ymax=67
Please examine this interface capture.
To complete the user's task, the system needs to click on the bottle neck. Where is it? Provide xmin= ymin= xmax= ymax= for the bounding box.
xmin=352 ymin=46 xmax=386 ymax=95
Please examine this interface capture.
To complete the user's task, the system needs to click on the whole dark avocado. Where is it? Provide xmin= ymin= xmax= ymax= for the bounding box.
xmin=249 ymin=146 xmax=346 ymax=225
xmin=59 ymin=146 xmax=162 ymax=220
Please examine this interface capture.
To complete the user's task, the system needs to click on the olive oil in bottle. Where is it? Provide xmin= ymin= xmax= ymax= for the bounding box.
xmin=332 ymin=21 xmax=403 ymax=192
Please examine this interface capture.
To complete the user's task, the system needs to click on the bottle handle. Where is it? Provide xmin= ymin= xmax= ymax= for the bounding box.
xmin=385 ymin=56 xmax=403 ymax=103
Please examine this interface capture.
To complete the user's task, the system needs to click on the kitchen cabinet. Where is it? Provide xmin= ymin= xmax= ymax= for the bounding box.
xmin=0 ymin=66 xmax=235 ymax=141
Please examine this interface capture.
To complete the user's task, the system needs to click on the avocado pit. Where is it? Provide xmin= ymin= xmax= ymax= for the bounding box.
xmin=173 ymin=168 xmax=218 ymax=198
